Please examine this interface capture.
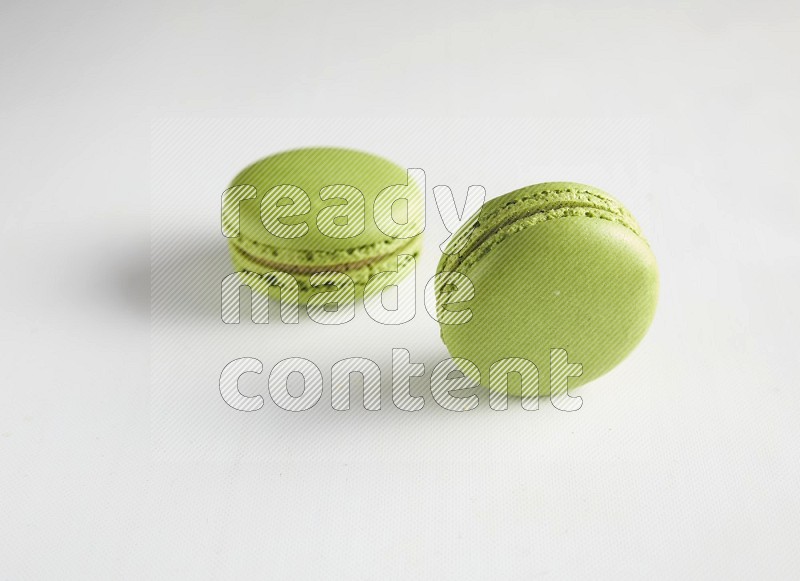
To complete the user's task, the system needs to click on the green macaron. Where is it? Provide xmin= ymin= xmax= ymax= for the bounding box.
xmin=227 ymin=147 xmax=424 ymax=303
xmin=435 ymin=182 xmax=659 ymax=397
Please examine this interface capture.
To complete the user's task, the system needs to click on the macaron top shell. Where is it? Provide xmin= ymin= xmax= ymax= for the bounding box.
xmin=231 ymin=147 xmax=423 ymax=265
xmin=436 ymin=182 xmax=659 ymax=396
xmin=438 ymin=182 xmax=643 ymax=275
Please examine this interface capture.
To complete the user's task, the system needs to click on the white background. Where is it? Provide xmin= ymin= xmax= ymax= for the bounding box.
xmin=2 ymin=1 xmax=799 ymax=579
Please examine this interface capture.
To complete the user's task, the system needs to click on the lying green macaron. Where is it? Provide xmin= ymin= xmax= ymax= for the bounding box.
xmin=435 ymin=182 xmax=659 ymax=396
xmin=227 ymin=147 xmax=423 ymax=303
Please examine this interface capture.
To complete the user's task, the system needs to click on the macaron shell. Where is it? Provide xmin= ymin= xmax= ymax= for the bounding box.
xmin=439 ymin=182 xmax=641 ymax=274
xmin=439 ymin=216 xmax=658 ymax=396
xmin=232 ymin=147 xmax=424 ymax=253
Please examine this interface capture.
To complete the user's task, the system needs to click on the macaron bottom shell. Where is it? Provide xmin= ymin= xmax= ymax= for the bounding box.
xmin=438 ymin=216 xmax=658 ymax=397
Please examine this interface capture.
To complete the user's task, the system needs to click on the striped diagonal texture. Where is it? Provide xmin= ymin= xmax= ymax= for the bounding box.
xmin=549 ymin=348 xmax=583 ymax=411
xmin=330 ymin=357 xmax=382 ymax=411
xmin=488 ymin=357 xmax=541 ymax=411
xmin=371 ymin=168 xmax=426 ymax=240
xmin=221 ymin=271 xmax=299 ymax=324
xmin=268 ymin=358 xmax=324 ymax=411
xmin=429 ymin=358 xmax=480 ymax=412
xmin=221 ymin=184 xmax=257 ymax=238
xmin=431 ymin=271 xmax=475 ymax=325
xmin=433 ymin=184 xmax=486 ymax=254
xmin=316 ymin=184 xmax=366 ymax=239
xmin=391 ymin=348 xmax=425 ymax=411
xmin=259 ymin=184 xmax=311 ymax=239
xmin=306 ymin=272 xmax=356 ymax=325
xmin=219 ymin=357 xmax=264 ymax=412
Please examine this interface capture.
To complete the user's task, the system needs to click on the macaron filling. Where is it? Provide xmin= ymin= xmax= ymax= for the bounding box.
xmin=231 ymin=236 xmax=421 ymax=275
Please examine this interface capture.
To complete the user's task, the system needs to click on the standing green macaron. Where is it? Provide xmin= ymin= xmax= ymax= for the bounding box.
xmin=435 ymin=182 xmax=658 ymax=396
xmin=227 ymin=147 xmax=423 ymax=303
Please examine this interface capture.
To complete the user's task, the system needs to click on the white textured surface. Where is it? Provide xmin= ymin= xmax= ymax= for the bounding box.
xmin=1 ymin=1 xmax=799 ymax=579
